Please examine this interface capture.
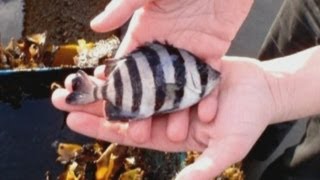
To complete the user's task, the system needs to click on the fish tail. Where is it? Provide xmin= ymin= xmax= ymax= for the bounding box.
xmin=66 ymin=70 xmax=98 ymax=105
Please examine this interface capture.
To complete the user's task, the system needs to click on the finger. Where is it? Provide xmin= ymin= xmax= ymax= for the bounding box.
xmin=128 ymin=118 xmax=152 ymax=143
xmin=94 ymin=34 xmax=140 ymax=78
xmin=166 ymin=109 xmax=190 ymax=142
xmin=115 ymin=32 xmax=140 ymax=58
xmin=176 ymin=139 xmax=247 ymax=180
xmin=94 ymin=65 xmax=107 ymax=79
xmin=67 ymin=112 xmax=185 ymax=151
xmin=197 ymin=89 xmax=218 ymax=123
xmin=90 ymin=0 xmax=146 ymax=32
xmin=207 ymin=57 xmax=222 ymax=74
xmin=64 ymin=73 xmax=76 ymax=91
xmin=66 ymin=112 xmax=128 ymax=142
xmin=51 ymin=88 xmax=104 ymax=116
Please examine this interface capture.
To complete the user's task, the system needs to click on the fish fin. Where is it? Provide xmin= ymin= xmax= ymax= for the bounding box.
xmin=165 ymin=83 xmax=181 ymax=101
xmin=148 ymin=40 xmax=173 ymax=47
xmin=156 ymin=84 xmax=181 ymax=115
xmin=103 ymin=58 xmax=125 ymax=75
xmin=66 ymin=70 xmax=97 ymax=105
xmin=105 ymin=102 xmax=140 ymax=121
xmin=163 ymin=40 xmax=174 ymax=47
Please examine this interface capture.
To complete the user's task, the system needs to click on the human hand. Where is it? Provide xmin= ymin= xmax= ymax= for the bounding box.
xmin=90 ymin=0 xmax=254 ymax=143
xmin=52 ymin=56 xmax=279 ymax=179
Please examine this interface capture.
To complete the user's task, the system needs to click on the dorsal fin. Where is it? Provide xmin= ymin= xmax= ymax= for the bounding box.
xmin=102 ymin=57 xmax=126 ymax=75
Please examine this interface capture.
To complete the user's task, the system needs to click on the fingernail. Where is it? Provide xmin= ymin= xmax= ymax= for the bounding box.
xmin=90 ymin=11 xmax=107 ymax=28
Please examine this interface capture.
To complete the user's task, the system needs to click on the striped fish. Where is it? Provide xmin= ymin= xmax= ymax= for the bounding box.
xmin=66 ymin=42 xmax=220 ymax=120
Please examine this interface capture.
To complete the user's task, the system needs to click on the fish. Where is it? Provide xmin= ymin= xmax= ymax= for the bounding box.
xmin=66 ymin=42 xmax=220 ymax=120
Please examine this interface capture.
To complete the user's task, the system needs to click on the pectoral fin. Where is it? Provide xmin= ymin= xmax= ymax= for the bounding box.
xmin=105 ymin=102 xmax=140 ymax=121
xmin=165 ymin=83 xmax=182 ymax=101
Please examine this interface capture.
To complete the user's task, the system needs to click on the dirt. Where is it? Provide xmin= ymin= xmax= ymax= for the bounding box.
xmin=23 ymin=0 xmax=119 ymax=45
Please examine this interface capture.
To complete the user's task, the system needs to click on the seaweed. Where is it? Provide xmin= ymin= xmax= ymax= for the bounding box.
xmin=51 ymin=142 xmax=183 ymax=180
xmin=0 ymin=33 xmax=119 ymax=107
xmin=0 ymin=32 xmax=58 ymax=69
xmin=50 ymin=142 xmax=244 ymax=180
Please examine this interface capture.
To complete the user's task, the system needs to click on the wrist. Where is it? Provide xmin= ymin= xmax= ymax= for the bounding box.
xmin=262 ymin=46 xmax=320 ymax=124
xmin=262 ymin=68 xmax=292 ymax=124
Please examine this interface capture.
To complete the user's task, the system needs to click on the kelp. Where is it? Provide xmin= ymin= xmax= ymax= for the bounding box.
xmin=0 ymin=33 xmax=119 ymax=107
xmin=50 ymin=142 xmax=183 ymax=180
xmin=0 ymin=33 xmax=119 ymax=70
xmin=51 ymin=142 xmax=244 ymax=180
xmin=0 ymin=32 xmax=58 ymax=69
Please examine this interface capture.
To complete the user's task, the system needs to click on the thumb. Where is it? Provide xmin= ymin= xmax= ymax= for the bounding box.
xmin=90 ymin=0 xmax=146 ymax=32
xmin=175 ymin=138 xmax=248 ymax=180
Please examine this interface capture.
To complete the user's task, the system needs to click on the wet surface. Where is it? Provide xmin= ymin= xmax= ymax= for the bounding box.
xmin=0 ymin=99 xmax=93 ymax=179
xmin=0 ymin=67 xmax=94 ymax=107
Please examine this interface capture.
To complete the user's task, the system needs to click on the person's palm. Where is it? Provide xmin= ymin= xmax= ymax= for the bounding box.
xmin=90 ymin=0 xmax=254 ymax=143
xmin=92 ymin=0 xmax=253 ymax=64
xmin=52 ymin=57 xmax=277 ymax=179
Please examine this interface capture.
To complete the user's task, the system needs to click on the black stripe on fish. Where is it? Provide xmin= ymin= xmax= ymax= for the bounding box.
xmin=165 ymin=47 xmax=186 ymax=109
xmin=195 ymin=56 xmax=208 ymax=97
xmin=113 ymin=69 xmax=123 ymax=107
xmin=93 ymin=86 xmax=98 ymax=100
xmin=101 ymin=85 xmax=108 ymax=100
xmin=106 ymin=102 xmax=135 ymax=121
xmin=125 ymin=56 xmax=143 ymax=113
xmin=139 ymin=46 xmax=166 ymax=111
